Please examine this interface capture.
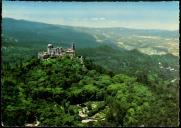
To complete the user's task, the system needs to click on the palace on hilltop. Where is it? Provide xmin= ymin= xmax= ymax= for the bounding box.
xmin=38 ymin=43 xmax=75 ymax=60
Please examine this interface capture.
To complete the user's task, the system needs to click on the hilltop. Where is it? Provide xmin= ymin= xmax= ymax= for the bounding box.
xmin=2 ymin=57 xmax=179 ymax=127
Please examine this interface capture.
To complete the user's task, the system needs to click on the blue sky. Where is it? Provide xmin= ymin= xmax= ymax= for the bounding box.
xmin=2 ymin=1 xmax=179 ymax=30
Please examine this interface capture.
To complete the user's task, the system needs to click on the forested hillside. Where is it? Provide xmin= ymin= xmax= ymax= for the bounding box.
xmin=2 ymin=56 xmax=179 ymax=127
xmin=1 ymin=18 xmax=179 ymax=127
xmin=77 ymin=45 xmax=179 ymax=82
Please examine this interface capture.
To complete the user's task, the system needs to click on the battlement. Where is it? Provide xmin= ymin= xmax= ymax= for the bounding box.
xmin=38 ymin=43 xmax=75 ymax=60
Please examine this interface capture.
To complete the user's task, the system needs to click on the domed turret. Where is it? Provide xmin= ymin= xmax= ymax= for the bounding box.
xmin=48 ymin=44 xmax=53 ymax=48
xmin=47 ymin=44 xmax=53 ymax=54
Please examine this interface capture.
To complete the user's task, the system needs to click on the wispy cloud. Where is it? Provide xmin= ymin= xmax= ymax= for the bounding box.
xmin=91 ymin=17 xmax=106 ymax=21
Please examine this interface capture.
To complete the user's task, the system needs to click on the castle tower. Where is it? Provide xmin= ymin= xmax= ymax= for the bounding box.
xmin=72 ymin=43 xmax=75 ymax=51
xmin=72 ymin=43 xmax=75 ymax=56
xmin=47 ymin=44 xmax=53 ymax=55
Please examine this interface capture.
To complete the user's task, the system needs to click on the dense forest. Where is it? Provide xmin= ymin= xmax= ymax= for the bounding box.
xmin=2 ymin=55 xmax=179 ymax=127
xmin=1 ymin=18 xmax=179 ymax=127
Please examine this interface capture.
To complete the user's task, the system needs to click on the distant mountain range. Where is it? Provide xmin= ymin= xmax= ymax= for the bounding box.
xmin=2 ymin=18 xmax=179 ymax=56
xmin=2 ymin=18 xmax=101 ymax=48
